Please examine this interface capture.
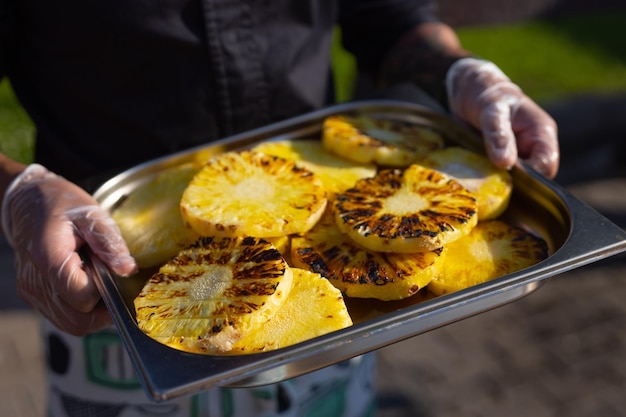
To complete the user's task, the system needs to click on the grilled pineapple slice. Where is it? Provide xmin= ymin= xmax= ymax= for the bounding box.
xmin=334 ymin=164 xmax=477 ymax=253
xmin=418 ymin=147 xmax=513 ymax=220
xmin=265 ymin=235 xmax=291 ymax=257
xmin=180 ymin=151 xmax=327 ymax=238
xmin=427 ymin=220 xmax=549 ymax=295
xmin=322 ymin=114 xmax=444 ymax=167
xmin=228 ymin=268 xmax=352 ymax=353
xmin=291 ymin=208 xmax=444 ymax=300
xmin=251 ymin=139 xmax=377 ymax=199
xmin=134 ymin=236 xmax=293 ymax=354
xmin=112 ymin=163 xmax=201 ymax=268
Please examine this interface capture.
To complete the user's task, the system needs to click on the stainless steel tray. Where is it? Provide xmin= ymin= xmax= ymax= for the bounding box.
xmin=88 ymin=100 xmax=626 ymax=402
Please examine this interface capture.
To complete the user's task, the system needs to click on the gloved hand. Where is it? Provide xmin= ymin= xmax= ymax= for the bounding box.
xmin=1 ymin=164 xmax=137 ymax=335
xmin=446 ymin=57 xmax=560 ymax=178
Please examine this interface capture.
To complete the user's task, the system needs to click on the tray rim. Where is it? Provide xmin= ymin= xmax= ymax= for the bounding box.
xmin=89 ymin=99 xmax=626 ymax=401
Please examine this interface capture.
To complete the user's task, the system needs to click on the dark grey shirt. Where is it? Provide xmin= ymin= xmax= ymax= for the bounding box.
xmin=0 ymin=0 xmax=436 ymax=185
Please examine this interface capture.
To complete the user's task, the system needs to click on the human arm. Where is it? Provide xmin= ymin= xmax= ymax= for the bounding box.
xmin=0 ymin=154 xmax=137 ymax=336
xmin=372 ymin=21 xmax=560 ymax=178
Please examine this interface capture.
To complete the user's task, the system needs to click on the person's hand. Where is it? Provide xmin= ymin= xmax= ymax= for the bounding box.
xmin=446 ymin=57 xmax=560 ymax=178
xmin=1 ymin=164 xmax=137 ymax=335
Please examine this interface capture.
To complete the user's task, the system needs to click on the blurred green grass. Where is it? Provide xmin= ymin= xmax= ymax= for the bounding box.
xmin=455 ymin=12 xmax=626 ymax=102
xmin=333 ymin=12 xmax=626 ymax=103
xmin=0 ymin=80 xmax=34 ymax=163
xmin=3 ymin=11 xmax=626 ymax=162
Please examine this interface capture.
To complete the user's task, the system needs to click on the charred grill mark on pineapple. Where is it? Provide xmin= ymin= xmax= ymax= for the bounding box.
xmin=291 ymin=209 xmax=442 ymax=300
xmin=127 ymin=110 xmax=550 ymax=354
xmin=489 ymin=224 xmax=549 ymax=277
xmin=223 ymin=282 xmax=279 ymax=298
xmin=180 ymin=151 xmax=327 ymax=238
xmin=417 ymin=147 xmax=513 ymax=220
xmin=294 ymin=247 xmax=330 ymax=277
xmin=134 ymin=235 xmax=293 ymax=353
xmin=227 ymin=268 xmax=352 ymax=353
xmin=334 ymin=165 xmax=477 ymax=253
xmin=322 ymin=115 xmax=445 ymax=167
xmin=251 ymin=139 xmax=377 ymax=200
xmin=427 ymin=220 xmax=549 ymax=296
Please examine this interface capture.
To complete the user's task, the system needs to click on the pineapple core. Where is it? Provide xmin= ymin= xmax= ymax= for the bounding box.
xmin=233 ymin=176 xmax=275 ymax=201
xmin=383 ymin=190 xmax=428 ymax=216
xmin=190 ymin=265 xmax=233 ymax=301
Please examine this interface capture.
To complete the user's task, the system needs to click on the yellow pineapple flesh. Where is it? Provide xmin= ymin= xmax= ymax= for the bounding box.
xmin=129 ymin=113 xmax=541 ymax=355
xmin=228 ymin=268 xmax=352 ymax=354
xmin=265 ymin=235 xmax=291 ymax=258
xmin=180 ymin=151 xmax=327 ymax=238
xmin=427 ymin=219 xmax=549 ymax=295
xmin=322 ymin=114 xmax=444 ymax=167
xmin=418 ymin=147 xmax=513 ymax=220
xmin=334 ymin=164 xmax=478 ymax=253
xmin=112 ymin=162 xmax=201 ymax=268
xmin=134 ymin=236 xmax=293 ymax=354
xmin=291 ymin=208 xmax=444 ymax=300
xmin=251 ymin=139 xmax=377 ymax=199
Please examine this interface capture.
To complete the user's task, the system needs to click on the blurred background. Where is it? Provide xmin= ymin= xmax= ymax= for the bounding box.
xmin=1 ymin=1 xmax=626 ymax=416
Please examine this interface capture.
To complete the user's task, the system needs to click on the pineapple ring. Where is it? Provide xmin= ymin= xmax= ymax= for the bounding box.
xmin=291 ymin=208 xmax=444 ymax=300
xmin=228 ymin=268 xmax=352 ymax=354
xmin=427 ymin=220 xmax=549 ymax=295
xmin=180 ymin=151 xmax=327 ymax=238
xmin=251 ymin=139 xmax=377 ymax=199
xmin=418 ymin=147 xmax=513 ymax=220
xmin=321 ymin=114 xmax=444 ymax=167
xmin=134 ymin=236 xmax=293 ymax=354
xmin=334 ymin=164 xmax=478 ymax=253
xmin=112 ymin=162 xmax=201 ymax=268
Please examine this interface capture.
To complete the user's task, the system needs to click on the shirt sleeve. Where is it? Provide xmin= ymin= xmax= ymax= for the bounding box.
xmin=338 ymin=0 xmax=440 ymax=73
xmin=0 ymin=3 xmax=16 ymax=81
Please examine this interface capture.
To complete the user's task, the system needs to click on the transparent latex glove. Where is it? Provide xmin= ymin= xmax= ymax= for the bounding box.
xmin=446 ymin=57 xmax=559 ymax=178
xmin=1 ymin=164 xmax=137 ymax=335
